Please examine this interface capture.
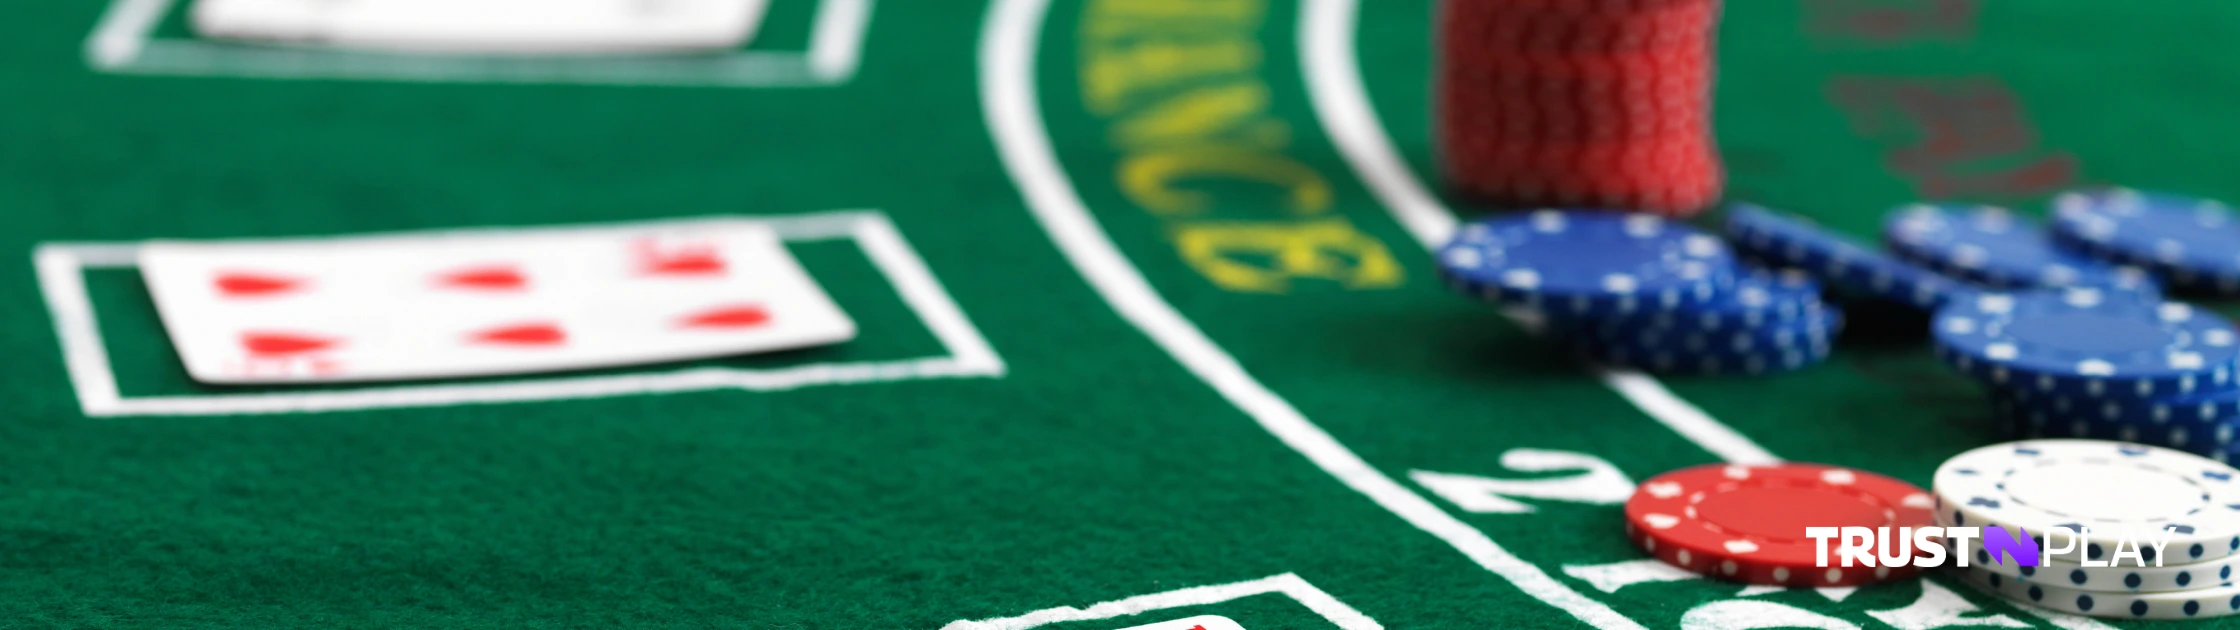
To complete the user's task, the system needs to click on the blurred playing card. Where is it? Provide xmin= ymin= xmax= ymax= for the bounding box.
xmin=191 ymin=0 xmax=772 ymax=55
xmin=139 ymin=219 xmax=855 ymax=384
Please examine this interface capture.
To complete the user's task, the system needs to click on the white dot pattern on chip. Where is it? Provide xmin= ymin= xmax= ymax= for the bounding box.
xmin=1603 ymin=274 xmax=1640 ymax=293
xmin=2158 ymin=240 xmax=2186 ymax=260
xmin=1623 ymin=214 xmax=1662 ymax=236
xmin=1531 ymin=211 xmax=1564 ymax=232
xmin=1988 ymin=343 xmax=2018 ymax=361
xmin=1646 ymin=481 xmax=1682 ymax=499
xmin=1942 ymin=317 xmax=1978 ymax=335
xmin=1682 ymin=234 xmax=1720 ymax=257
xmin=1953 ymin=244 xmax=1988 ymax=269
xmin=1979 ymin=294 xmax=2015 ymax=313
xmin=2172 ymin=352 xmax=2205 ymax=370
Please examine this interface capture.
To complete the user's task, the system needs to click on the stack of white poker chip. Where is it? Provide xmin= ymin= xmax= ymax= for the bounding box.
xmin=1935 ymin=439 xmax=2240 ymax=619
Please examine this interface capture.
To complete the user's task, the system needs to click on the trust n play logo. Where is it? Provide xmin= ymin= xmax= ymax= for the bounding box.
xmin=1805 ymin=525 xmax=2183 ymax=568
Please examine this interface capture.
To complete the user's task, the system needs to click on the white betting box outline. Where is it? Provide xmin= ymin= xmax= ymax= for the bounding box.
xmin=939 ymin=573 xmax=1380 ymax=630
xmin=33 ymin=210 xmax=1006 ymax=417
xmin=82 ymin=0 xmax=874 ymax=87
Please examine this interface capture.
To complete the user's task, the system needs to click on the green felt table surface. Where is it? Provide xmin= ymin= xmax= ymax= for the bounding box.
xmin=6 ymin=0 xmax=2240 ymax=628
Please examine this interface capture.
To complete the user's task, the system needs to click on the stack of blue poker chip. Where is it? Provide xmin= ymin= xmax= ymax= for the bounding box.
xmin=1571 ymin=269 xmax=1845 ymax=375
xmin=1438 ymin=210 xmax=1842 ymax=376
xmin=1438 ymin=210 xmax=1731 ymax=317
xmin=1724 ymin=203 xmax=1972 ymax=311
xmin=1934 ymin=287 xmax=2240 ymax=460
xmin=1990 ymin=389 xmax=2240 ymax=462
xmin=1934 ymin=288 xmax=2238 ymax=400
xmin=1883 ymin=203 xmax=2159 ymax=295
xmin=2050 ymin=188 xmax=2240 ymax=294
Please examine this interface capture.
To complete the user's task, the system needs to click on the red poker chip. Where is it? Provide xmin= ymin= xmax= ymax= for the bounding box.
xmin=1624 ymin=463 xmax=1937 ymax=586
xmin=1446 ymin=3 xmax=1716 ymax=54
xmin=1442 ymin=110 xmax=1707 ymax=144
xmin=1455 ymin=106 xmax=1707 ymax=141
xmin=1446 ymin=73 xmax=1708 ymax=109
xmin=1441 ymin=170 xmax=1716 ymax=206
xmin=1444 ymin=0 xmax=1714 ymax=18
xmin=1444 ymin=53 xmax=1712 ymax=85
xmin=1444 ymin=138 xmax=1718 ymax=176
xmin=1461 ymin=62 xmax=1711 ymax=91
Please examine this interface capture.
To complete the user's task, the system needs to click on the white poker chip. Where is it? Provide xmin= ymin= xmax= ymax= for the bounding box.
xmin=1962 ymin=536 xmax=2240 ymax=593
xmin=1934 ymin=440 xmax=2240 ymax=565
xmin=1956 ymin=563 xmax=2240 ymax=619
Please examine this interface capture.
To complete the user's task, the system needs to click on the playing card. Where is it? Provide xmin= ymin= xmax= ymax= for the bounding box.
xmin=191 ymin=0 xmax=772 ymax=55
xmin=1115 ymin=616 xmax=1247 ymax=630
xmin=139 ymin=219 xmax=855 ymax=384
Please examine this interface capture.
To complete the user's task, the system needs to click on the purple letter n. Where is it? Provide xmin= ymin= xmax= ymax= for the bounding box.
xmin=1982 ymin=526 xmax=2041 ymax=567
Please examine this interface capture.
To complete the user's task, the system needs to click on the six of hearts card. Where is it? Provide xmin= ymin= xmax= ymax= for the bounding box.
xmin=138 ymin=220 xmax=856 ymax=384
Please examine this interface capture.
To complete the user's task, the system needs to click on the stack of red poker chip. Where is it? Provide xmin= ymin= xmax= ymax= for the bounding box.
xmin=1438 ymin=0 xmax=1723 ymax=216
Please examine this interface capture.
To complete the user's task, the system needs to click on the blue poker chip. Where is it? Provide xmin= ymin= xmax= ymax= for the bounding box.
xmin=1934 ymin=288 xmax=2240 ymax=400
xmin=1999 ymin=385 xmax=2240 ymax=430
xmin=1580 ymin=270 xmax=1841 ymax=337
xmin=1573 ymin=294 xmax=1843 ymax=376
xmin=1992 ymin=392 xmax=2240 ymax=464
xmin=1439 ymin=210 xmax=1734 ymax=316
xmin=1724 ymin=203 xmax=1971 ymax=310
xmin=1556 ymin=267 xmax=1831 ymax=334
xmin=1883 ymin=203 xmax=2158 ymax=293
xmin=1584 ymin=311 xmax=1841 ymax=357
xmin=1680 ymin=268 xmax=1828 ymax=328
xmin=1572 ymin=317 xmax=1837 ymax=376
xmin=2052 ymin=188 xmax=2240 ymax=293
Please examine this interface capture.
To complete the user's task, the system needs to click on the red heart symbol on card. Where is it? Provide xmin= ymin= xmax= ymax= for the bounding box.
xmin=469 ymin=322 xmax=566 ymax=346
xmin=215 ymin=272 xmax=305 ymax=297
xmin=240 ymin=331 xmax=338 ymax=356
xmin=635 ymin=241 xmax=727 ymax=277
xmin=436 ymin=265 xmax=527 ymax=291
xmin=677 ymin=304 xmax=770 ymax=329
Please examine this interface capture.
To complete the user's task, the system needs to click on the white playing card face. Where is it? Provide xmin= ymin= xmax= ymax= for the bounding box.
xmin=192 ymin=0 xmax=771 ymax=55
xmin=1115 ymin=616 xmax=1247 ymax=630
xmin=139 ymin=219 xmax=855 ymax=384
